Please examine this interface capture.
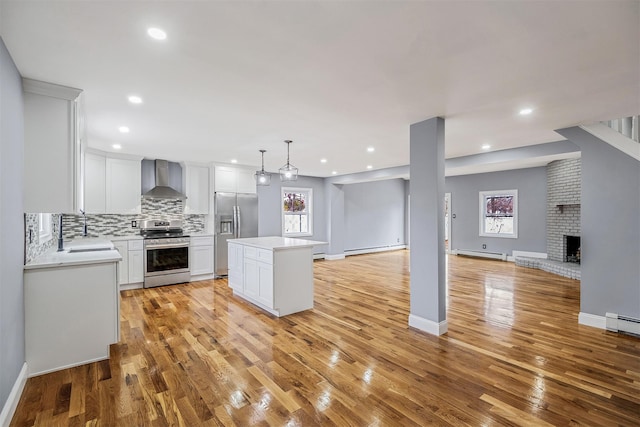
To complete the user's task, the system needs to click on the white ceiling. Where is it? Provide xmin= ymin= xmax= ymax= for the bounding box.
xmin=1 ymin=1 xmax=638 ymax=177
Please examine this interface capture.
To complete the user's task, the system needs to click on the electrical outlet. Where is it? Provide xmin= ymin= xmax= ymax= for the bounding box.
xmin=397 ymin=238 xmax=400 ymax=243
xmin=482 ymin=244 xmax=487 ymax=249
xmin=131 ymin=220 xmax=137 ymax=228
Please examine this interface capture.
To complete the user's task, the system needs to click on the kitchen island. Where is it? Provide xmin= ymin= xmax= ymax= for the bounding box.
xmin=228 ymin=236 xmax=326 ymax=317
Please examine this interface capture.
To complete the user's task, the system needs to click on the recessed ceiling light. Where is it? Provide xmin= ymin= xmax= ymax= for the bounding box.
xmin=519 ymin=108 xmax=533 ymax=115
xmin=118 ymin=126 xmax=130 ymax=133
xmin=112 ymin=144 xmax=122 ymax=150
xmin=367 ymin=147 xmax=375 ymax=153
xmin=320 ymin=158 xmax=327 ymax=163
xmin=331 ymin=171 xmax=337 ymax=175
xmin=230 ymin=159 xmax=238 ymax=164
xmin=481 ymin=144 xmax=491 ymax=150
xmin=147 ymin=27 xmax=167 ymax=41
xmin=366 ymin=165 xmax=373 ymax=169
xmin=128 ymin=95 xmax=143 ymax=104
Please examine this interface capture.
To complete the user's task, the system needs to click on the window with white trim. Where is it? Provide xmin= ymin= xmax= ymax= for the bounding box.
xmin=479 ymin=190 xmax=518 ymax=238
xmin=282 ymin=188 xmax=312 ymax=236
xmin=38 ymin=213 xmax=52 ymax=243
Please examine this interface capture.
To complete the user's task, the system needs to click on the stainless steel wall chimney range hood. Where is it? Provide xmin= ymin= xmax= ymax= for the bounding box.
xmin=142 ymin=159 xmax=187 ymax=200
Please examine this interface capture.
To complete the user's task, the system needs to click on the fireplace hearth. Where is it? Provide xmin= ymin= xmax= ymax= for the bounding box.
xmin=564 ymin=235 xmax=581 ymax=263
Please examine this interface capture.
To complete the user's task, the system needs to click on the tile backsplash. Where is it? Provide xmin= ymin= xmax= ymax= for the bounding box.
xmin=24 ymin=213 xmax=61 ymax=264
xmin=25 ymin=198 xmax=207 ymax=264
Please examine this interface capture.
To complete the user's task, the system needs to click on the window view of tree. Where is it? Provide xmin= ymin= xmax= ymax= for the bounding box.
xmin=283 ymin=189 xmax=312 ymax=235
xmin=479 ymin=190 xmax=518 ymax=238
xmin=485 ymin=195 xmax=514 ymax=234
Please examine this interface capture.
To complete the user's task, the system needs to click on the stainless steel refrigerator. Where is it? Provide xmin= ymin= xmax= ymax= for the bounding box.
xmin=214 ymin=192 xmax=259 ymax=277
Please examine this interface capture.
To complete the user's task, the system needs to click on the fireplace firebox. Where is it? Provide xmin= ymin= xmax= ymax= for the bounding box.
xmin=564 ymin=235 xmax=581 ymax=263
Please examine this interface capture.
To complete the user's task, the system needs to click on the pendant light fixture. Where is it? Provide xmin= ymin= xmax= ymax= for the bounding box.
xmin=255 ymin=149 xmax=271 ymax=186
xmin=279 ymin=139 xmax=298 ymax=181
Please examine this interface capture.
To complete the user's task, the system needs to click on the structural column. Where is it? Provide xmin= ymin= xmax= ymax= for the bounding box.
xmin=409 ymin=117 xmax=447 ymax=335
xmin=324 ymin=181 xmax=345 ymax=259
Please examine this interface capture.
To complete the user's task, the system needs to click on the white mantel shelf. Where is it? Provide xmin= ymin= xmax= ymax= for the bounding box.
xmin=228 ymin=237 xmax=326 ymax=317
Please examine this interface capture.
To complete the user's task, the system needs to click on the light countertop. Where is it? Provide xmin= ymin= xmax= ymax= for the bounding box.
xmin=228 ymin=236 xmax=327 ymax=250
xmin=25 ymin=238 xmax=122 ymax=270
xmin=101 ymin=234 xmax=144 ymax=241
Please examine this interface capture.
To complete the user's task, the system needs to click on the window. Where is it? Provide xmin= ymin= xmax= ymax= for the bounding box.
xmin=38 ymin=213 xmax=52 ymax=243
xmin=282 ymin=188 xmax=312 ymax=236
xmin=479 ymin=190 xmax=518 ymax=238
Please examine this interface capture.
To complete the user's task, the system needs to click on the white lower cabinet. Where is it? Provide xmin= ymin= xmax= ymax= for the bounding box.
xmin=24 ymin=261 xmax=119 ymax=376
xmin=229 ymin=239 xmax=315 ymax=317
xmin=190 ymin=235 xmax=214 ymax=279
xmin=113 ymin=239 xmax=144 ymax=287
xmin=228 ymin=242 xmax=243 ymax=291
xmin=127 ymin=240 xmax=144 ymax=283
xmin=112 ymin=241 xmax=128 ymax=285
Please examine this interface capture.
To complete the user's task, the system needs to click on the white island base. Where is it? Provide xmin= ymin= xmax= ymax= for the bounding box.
xmin=228 ymin=237 xmax=326 ymax=317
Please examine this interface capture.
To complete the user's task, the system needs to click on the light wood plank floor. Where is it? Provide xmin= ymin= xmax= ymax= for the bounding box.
xmin=11 ymin=251 xmax=640 ymax=426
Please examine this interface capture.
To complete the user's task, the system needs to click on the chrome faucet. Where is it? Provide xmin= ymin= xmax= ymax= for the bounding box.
xmin=57 ymin=214 xmax=64 ymax=251
xmin=80 ymin=209 xmax=88 ymax=237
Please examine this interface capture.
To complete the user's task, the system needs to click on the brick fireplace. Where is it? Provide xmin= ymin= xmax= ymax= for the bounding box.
xmin=547 ymin=158 xmax=581 ymax=262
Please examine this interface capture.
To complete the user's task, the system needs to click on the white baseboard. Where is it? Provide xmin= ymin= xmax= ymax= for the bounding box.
xmin=578 ymin=312 xmax=606 ymax=330
xmin=190 ymin=274 xmax=215 ymax=282
xmin=323 ymin=245 xmax=407 ymax=261
xmin=408 ymin=314 xmax=448 ymax=336
xmin=313 ymin=253 xmax=325 ymax=260
xmin=511 ymin=251 xmax=547 ymax=263
xmin=0 ymin=362 xmax=27 ymax=427
xmin=345 ymin=245 xmax=406 ymax=257
xmin=120 ymin=282 xmax=143 ymax=291
xmin=512 ymin=251 xmax=547 ymax=259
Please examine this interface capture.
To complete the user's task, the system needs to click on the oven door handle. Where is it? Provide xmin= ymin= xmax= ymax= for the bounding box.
xmin=145 ymin=243 xmax=190 ymax=250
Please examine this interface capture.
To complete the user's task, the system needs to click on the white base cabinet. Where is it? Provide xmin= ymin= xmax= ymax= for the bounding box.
xmin=127 ymin=240 xmax=144 ymax=283
xmin=24 ymin=261 xmax=119 ymax=377
xmin=190 ymin=235 xmax=214 ymax=279
xmin=228 ymin=237 xmax=324 ymax=317
xmin=113 ymin=239 xmax=144 ymax=288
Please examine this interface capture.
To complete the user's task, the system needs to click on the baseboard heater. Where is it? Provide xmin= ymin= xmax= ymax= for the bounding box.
xmin=606 ymin=312 xmax=640 ymax=336
xmin=452 ymin=249 xmax=507 ymax=261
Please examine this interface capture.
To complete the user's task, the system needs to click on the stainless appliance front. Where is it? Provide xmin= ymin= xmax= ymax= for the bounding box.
xmin=214 ymin=192 xmax=259 ymax=277
xmin=143 ymin=236 xmax=191 ymax=288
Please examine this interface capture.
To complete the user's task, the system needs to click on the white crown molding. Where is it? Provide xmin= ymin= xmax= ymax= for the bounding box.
xmin=22 ymin=78 xmax=82 ymax=100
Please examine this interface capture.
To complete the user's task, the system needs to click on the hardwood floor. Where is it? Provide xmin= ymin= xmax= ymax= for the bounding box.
xmin=11 ymin=251 xmax=640 ymax=426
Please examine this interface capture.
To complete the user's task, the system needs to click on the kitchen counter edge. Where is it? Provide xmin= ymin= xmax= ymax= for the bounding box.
xmin=228 ymin=236 xmax=327 ymax=251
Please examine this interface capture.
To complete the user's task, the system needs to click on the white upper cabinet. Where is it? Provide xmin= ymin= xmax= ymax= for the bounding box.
xmin=23 ymin=78 xmax=83 ymax=213
xmin=84 ymin=150 xmax=142 ymax=214
xmin=106 ymin=158 xmax=142 ymax=214
xmin=214 ymin=165 xmax=256 ymax=194
xmin=183 ymin=164 xmax=210 ymax=214
xmin=214 ymin=166 xmax=237 ymax=193
xmin=236 ymin=169 xmax=257 ymax=194
xmin=83 ymin=151 xmax=106 ymax=213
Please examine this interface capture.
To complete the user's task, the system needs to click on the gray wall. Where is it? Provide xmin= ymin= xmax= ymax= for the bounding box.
xmin=557 ymin=127 xmax=640 ymax=319
xmin=343 ymin=179 xmax=406 ymax=251
xmin=0 ymin=36 xmax=26 ymax=412
xmin=256 ymin=175 xmax=327 ymax=253
xmin=444 ymin=167 xmax=548 ymax=256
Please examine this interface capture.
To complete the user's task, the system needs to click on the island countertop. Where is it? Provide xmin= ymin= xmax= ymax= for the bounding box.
xmin=228 ymin=236 xmax=327 ymax=250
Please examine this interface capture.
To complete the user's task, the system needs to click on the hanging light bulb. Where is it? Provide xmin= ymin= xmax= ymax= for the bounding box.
xmin=255 ymin=149 xmax=271 ymax=186
xmin=279 ymin=139 xmax=298 ymax=181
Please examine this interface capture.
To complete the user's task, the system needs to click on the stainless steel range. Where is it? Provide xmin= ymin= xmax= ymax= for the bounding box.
xmin=140 ymin=219 xmax=190 ymax=288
